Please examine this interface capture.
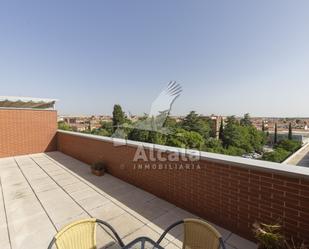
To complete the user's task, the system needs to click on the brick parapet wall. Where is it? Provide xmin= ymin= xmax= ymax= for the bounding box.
xmin=57 ymin=130 xmax=309 ymax=243
xmin=0 ymin=109 xmax=57 ymax=157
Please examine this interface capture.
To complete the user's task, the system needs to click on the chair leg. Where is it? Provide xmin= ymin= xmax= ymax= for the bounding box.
xmin=47 ymin=237 xmax=56 ymax=249
xmin=219 ymin=238 xmax=226 ymax=249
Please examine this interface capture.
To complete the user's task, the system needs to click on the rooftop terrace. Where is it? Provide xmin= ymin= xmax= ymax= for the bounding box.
xmin=0 ymin=106 xmax=308 ymax=249
xmin=0 ymin=152 xmax=256 ymax=249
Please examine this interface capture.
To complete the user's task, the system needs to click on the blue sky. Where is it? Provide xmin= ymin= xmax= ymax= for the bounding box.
xmin=1 ymin=1 xmax=309 ymax=117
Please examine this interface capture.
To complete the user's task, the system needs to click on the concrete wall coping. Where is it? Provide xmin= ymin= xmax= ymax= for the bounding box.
xmin=0 ymin=107 xmax=56 ymax=111
xmin=58 ymin=130 xmax=309 ymax=179
xmin=283 ymin=142 xmax=309 ymax=165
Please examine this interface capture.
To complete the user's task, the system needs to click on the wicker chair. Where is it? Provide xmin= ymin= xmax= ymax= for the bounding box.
xmin=156 ymin=218 xmax=226 ymax=249
xmin=47 ymin=218 xmax=124 ymax=249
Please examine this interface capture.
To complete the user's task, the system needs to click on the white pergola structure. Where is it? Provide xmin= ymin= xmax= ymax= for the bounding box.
xmin=0 ymin=96 xmax=58 ymax=110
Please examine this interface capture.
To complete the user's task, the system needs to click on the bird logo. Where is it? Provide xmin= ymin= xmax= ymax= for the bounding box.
xmin=111 ymin=81 xmax=182 ymax=146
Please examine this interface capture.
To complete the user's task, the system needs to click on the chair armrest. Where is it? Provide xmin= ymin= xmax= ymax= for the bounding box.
xmin=156 ymin=220 xmax=184 ymax=245
xmin=96 ymin=219 xmax=125 ymax=247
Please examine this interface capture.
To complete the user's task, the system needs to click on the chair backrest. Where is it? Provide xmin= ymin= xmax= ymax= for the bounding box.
xmin=53 ymin=218 xmax=97 ymax=249
xmin=183 ymin=219 xmax=222 ymax=249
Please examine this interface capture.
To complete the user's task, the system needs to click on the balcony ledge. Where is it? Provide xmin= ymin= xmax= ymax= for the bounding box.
xmin=58 ymin=130 xmax=309 ymax=179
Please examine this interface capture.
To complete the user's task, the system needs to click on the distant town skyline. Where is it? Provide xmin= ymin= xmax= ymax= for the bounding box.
xmin=1 ymin=1 xmax=309 ymax=117
xmin=58 ymin=113 xmax=309 ymax=119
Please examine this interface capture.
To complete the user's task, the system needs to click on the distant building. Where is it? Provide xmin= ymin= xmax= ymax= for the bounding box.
xmin=209 ymin=115 xmax=226 ymax=139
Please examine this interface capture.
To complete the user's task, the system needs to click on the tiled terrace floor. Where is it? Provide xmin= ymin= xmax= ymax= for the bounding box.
xmin=0 ymin=152 xmax=257 ymax=249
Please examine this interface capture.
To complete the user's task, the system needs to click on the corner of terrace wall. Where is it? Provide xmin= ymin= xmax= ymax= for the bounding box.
xmin=0 ymin=108 xmax=58 ymax=158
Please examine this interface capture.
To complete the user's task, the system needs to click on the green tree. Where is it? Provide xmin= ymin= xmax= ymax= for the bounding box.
xmin=128 ymin=128 xmax=149 ymax=142
xmin=247 ymin=126 xmax=266 ymax=153
xmin=181 ymin=111 xmax=212 ymax=140
xmin=221 ymin=116 xmax=265 ymax=154
xmin=274 ymin=123 xmax=278 ymax=144
xmin=221 ymin=116 xmax=243 ymax=148
xmin=262 ymin=148 xmax=290 ymax=163
xmin=224 ymin=146 xmax=245 ymax=156
xmin=91 ymin=128 xmax=110 ymax=136
xmin=58 ymin=121 xmax=72 ymax=131
xmin=203 ymin=138 xmax=224 ymax=153
xmin=166 ymin=128 xmax=188 ymax=148
xmin=240 ymin=113 xmax=252 ymax=126
xmin=166 ymin=128 xmax=204 ymax=150
xmin=148 ymin=131 xmax=166 ymax=145
xmin=184 ymin=130 xmax=205 ymax=149
xmin=219 ymin=119 xmax=224 ymax=140
xmin=181 ymin=111 xmax=199 ymax=128
xmin=164 ymin=116 xmax=179 ymax=129
xmin=100 ymin=121 xmax=113 ymax=135
xmin=112 ymin=104 xmax=125 ymax=131
xmin=275 ymin=140 xmax=301 ymax=153
xmin=288 ymin=123 xmax=292 ymax=140
xmin=225 ymin=115 xmax=238 ymax=125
